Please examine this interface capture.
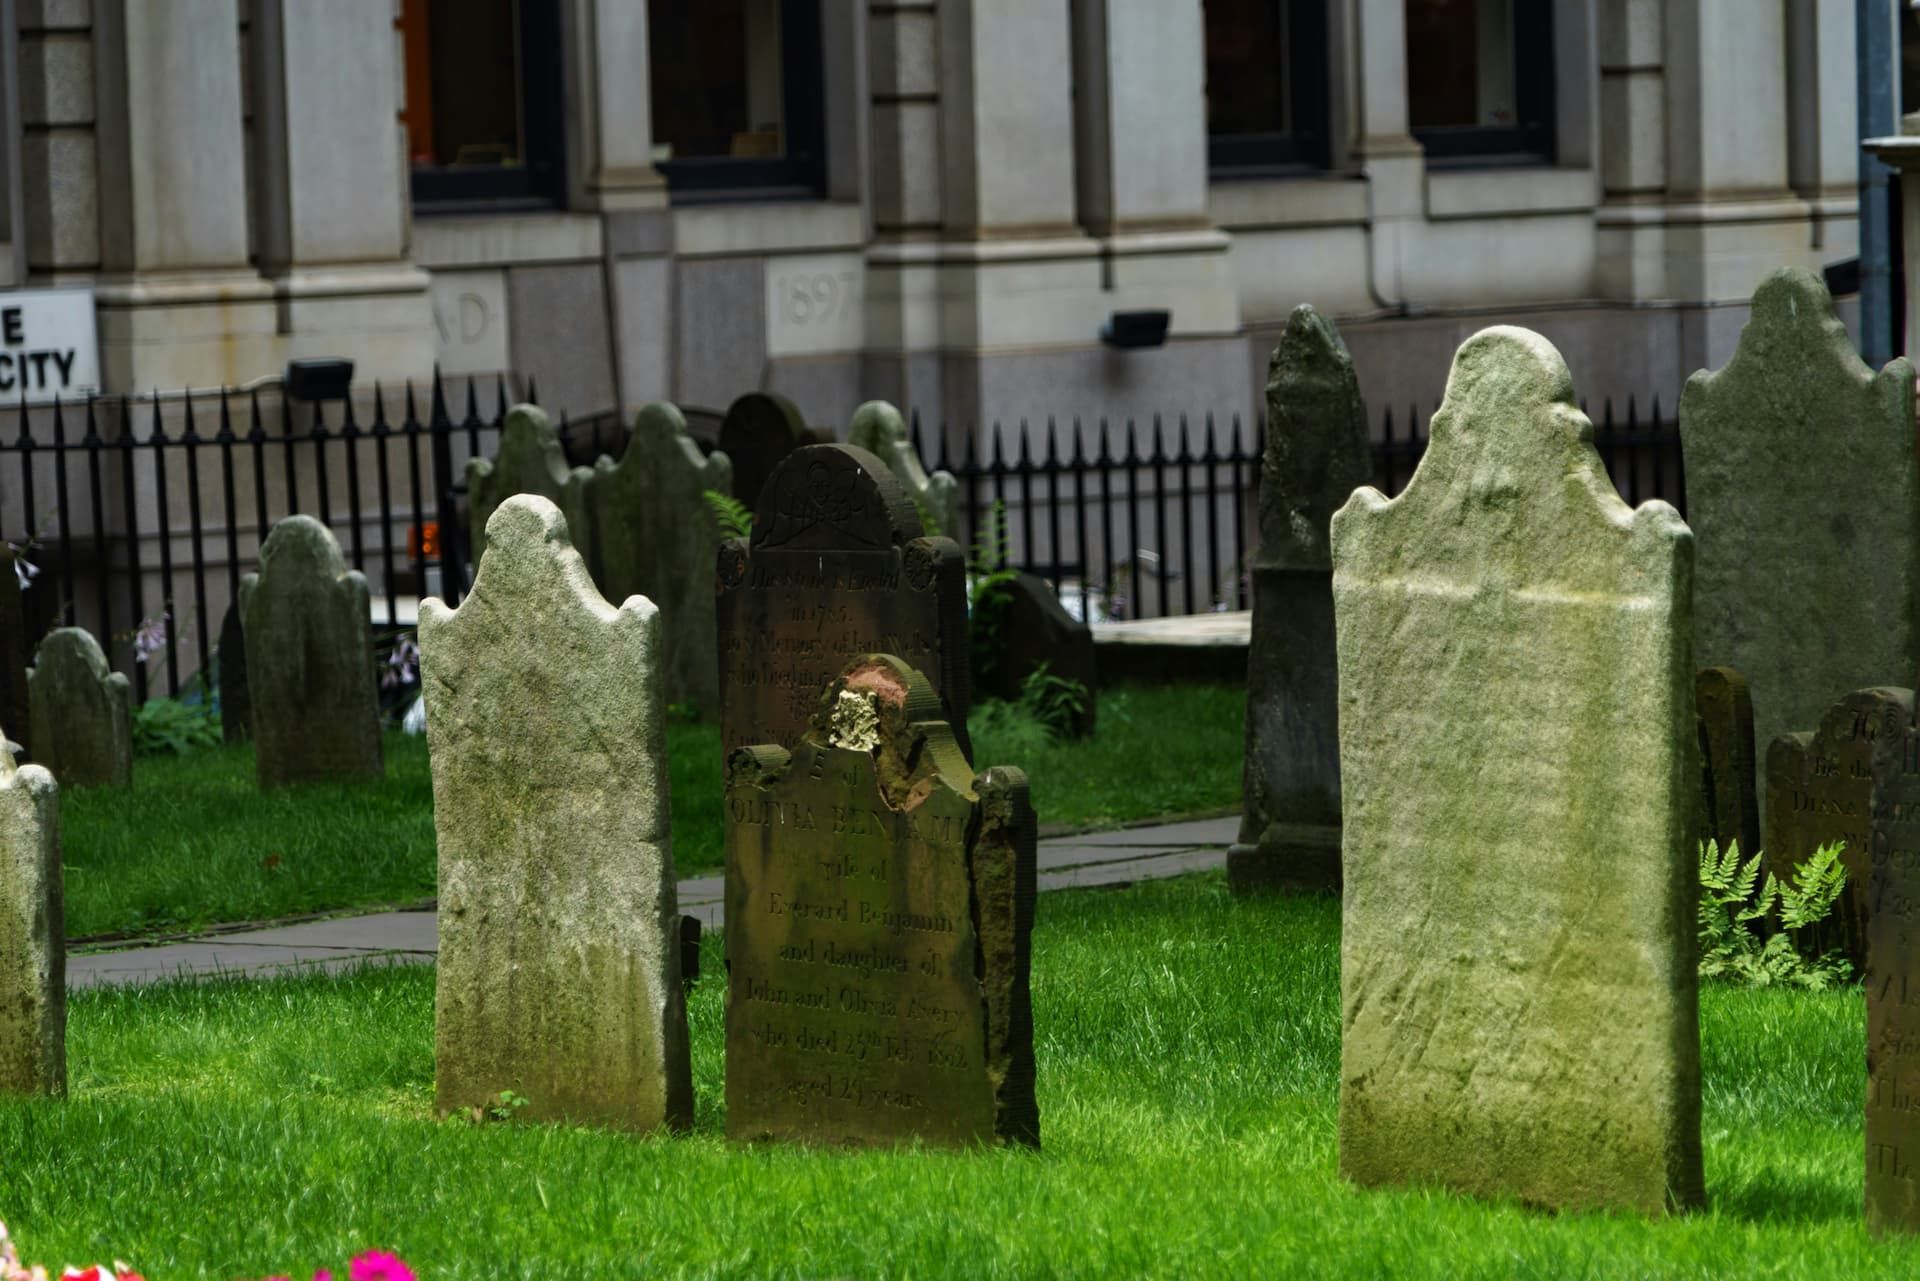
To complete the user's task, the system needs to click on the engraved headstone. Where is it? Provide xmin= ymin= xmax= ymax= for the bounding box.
xmin=584 ymin=402 xmax=733 ymax=718
xmin=1696 ymin=666 xmax=1759 ymax=858
xmin=1230 ymin=305 xmax=1372 ymax=893
xmin=724 ymin=654 xmax=1037 ymax=1146
xmin=0 ymin=740 xmax=61 ymax=1096
xmin=1332 ymin=325 xmax=1703 ymax=1214
xmin=1763 ymin=687 xmax=1913 ymax=968
xmin=0 ymin=552 xmax=30 ymax=756
xmin=976 ymin=572 xmax=1097 ymax=738
xmin=718 ymin=391 xmax=829 ymax=514
xmin=1681 ymin=268 xmax=1919 ymax=815
xmin=1869 ymin=698 xmax=1920 ymax=1232
xmin=218 ymin=602 xmax=250 ymax=743
xmin=422 ymin=495 xmax=693 ymax=1131
xmin=717 ymin=443 xmax=971 ymax=761
xmin=847 ymin=400 xmax=960 ymax=537
xmin=240 ymin=516 xmax=383 ymax=789
xmin=26 ymin=628 xmax=131 ymax=789
xmin=466 ymin=403 xmax=593 ymax=567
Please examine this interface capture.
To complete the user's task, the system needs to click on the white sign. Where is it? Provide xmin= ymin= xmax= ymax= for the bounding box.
xmin=0 ymin=289 xmax=98 ymax=405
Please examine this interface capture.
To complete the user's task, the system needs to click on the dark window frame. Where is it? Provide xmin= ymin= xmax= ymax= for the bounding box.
xmin=1410 ymin=2 xmax=1556 ymax=168
xmin=1205 ymin=0 xmax=1332 ymax=178
xmin=409 ymin=0 xmax=569 ymax=211
xmin=654 ymin=0 xmax=829 ymax=205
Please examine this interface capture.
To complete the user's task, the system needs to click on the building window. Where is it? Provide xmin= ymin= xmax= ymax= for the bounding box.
xmin=1405 ymin=0 xmax=1554 ymax=165
xmin=402 ymin=0 xmax=567 ymax=210
xmin=648 ymin=0 xmax=827 ymax=203
xmin=1204 ymin=0 xmax=1331 ymax=175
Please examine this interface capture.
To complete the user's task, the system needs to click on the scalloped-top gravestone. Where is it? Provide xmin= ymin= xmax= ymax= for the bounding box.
xmin=467 ymin=403 xmax=592 ymax=566
xmin=847 ymin=400 xmax=959 ymax=538
xmin=717 ymin=443 xmax=971 ymax=761
xmin=1868 ymin=693 xmax=1920 ymax=1232
xmin=1696 ymin=666 xmax=1759 ymax=859
xmin=0 ymin=738 xmax=61 ymax=1096
xmin=421 ymin=494 xmax=693 ymax=1131
xmin=0 ymin=552 xmax=29 ymax=756
xmin=584 ymin=402 xmax=732 ymax=718
xmin=1681 ymin=268 xmax=1918 ymax=816
xmin=719 ymin=391 xmax=829 ymax=513
xmin=725 ymin=653 xmax=1037 ymax=1146
xmin=26 ymin=628 xmax=131 ymax=789
xmin=241 ymin=517 xmax=382 ymax=789
xmin=1230 ymin=305 xmax=1372 ymax=894
xmin=1332 ymin=325 xmax=1703 ymax=1214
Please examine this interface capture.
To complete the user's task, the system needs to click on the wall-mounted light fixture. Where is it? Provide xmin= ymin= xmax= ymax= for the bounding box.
xmin=284 ymin=358 xmax=355 ymax=403
xmin=1099 ymin=310 xmax=1170 ymax=350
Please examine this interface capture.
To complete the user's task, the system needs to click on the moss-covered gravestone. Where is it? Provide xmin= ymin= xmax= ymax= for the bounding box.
xmin=1696 ymin=666 xmax=1759 ymax=859
xmin=725 ymin=654 xmax=1037 ymax=1146
xmin=218 ymin=602 xmax=250 ymax=743
xmin=0 ymin=552 xmax=30 ymax=757
xmin=719 ymin=391 xmax=827 ymax=513
xmin=421 ymin=495 xmax=693 ymax=1132
xmin=1230 ymin=305 xmax=1372 ymax=894
xmin=717 ymin=444 xmax=970 ymax=761
xmin=1869 ymin=700 xmax=1920 ymax=1232
xmin=847 ymin=400 xmax=959 ymax=537
xmin=466 ymin=403 xmax=592 ymax=567
xmin=1681 ymin=269 xmax=1919 ymax=819
xmin=1332 ymin=325 xmax=1703 ymax=1214
xmin=1764 ymin=687 xmax=1914 ymax=969
xmin=26 ymin=628 xmax=131 ymax=789
xmin=241 ymin=516 xmax=382 ymax=789
xmin=583 ymin=402 xmax=732 ymax=719
xmin=0 ymin=739 xmax=61 ymax=1096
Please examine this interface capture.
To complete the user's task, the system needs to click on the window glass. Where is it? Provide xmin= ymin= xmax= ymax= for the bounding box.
xmin=650 ymin=0 xmax=788 ymax=163
xmin=403 ymin=0 xmax=565 ymax=207
xmin=1406 ymin=0 xmax=1516 ymax=129
xmin=1205 ymin=0 xmax=1290 ymax=139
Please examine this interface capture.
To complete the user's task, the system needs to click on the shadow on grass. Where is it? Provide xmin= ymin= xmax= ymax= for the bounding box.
xmin=1708 ymin=1163 xmax=1861 ymax=1227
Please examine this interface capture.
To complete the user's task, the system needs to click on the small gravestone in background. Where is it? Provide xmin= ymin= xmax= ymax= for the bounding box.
xmin=0 ymin=739 xmax=61 ymax=1096
xmin=241 ymin=516 xmax=383 ymax=789
xmin=847 ymin=400 xmax=960 ymax=537
xmin=218 ymin=603 xmax=250 ymax=743
xmin=977 ymin=572 xmax=1097 ymax=738
xmin=585 ymin=402 xmax=732 ymax=719
xmin=1696 ymin=666 xmax=1760 ymax=858
xmin=1764 ymin=687 xmax=1913 ymax=969
xmin=466 ymin=403 xmax=593 ymax=567
xmin=1869 ymin=700 xmax=1920 ymax=1232
xmin=0 ymin=552 xmax=29 ymax=756
xmin=422 ymin=495 xmax=693 ymax=1131
xmin=717 ymin=443 xmax=971 ymax=761
xmin=1681 ymin=268 xmax=1918 ymax=816
xmin=1230 ymin=304 xmax=1372 ymax=894
xmin=725 ymin=654 xmax=1037 ymax=1146
xmin=719 ymin=391 xmax=829 ymax=514
xmin=26 ymin=628 xmax=131 ymax=789
xmin=1333 ymin=325 xmax=1702 ymax=1214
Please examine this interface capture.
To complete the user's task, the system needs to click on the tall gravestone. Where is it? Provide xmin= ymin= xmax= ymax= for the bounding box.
xmin=0 ymin=552 xmax=30 ymax=756
xmin=422 ymin=495 xmax=693 ymax=1131
xmin=719 ymin=391 xmax=829 ymax=513
xmin=26 ymin=628 xmax=131 ymax=789
xmin=1681 ymin=268 xmax=1919 ymax=818
xmin=241 ymin=516 xmax=383 ymax=789
xmin=1230 ymin=305 xmax=1372 ymax=894
xmin=1696 ymin=666 xmax=1759 ymax=858
xmin=1764 ymin=687 xmax=1913 ymax=969
xmin=584 ymin=402 xmax=733 ymax=718
xmin=847 ymin=400 xmax=960 ymax=537
xmin=725 ymin=654 xmax=1037 ymax=1146
xmin=467 ymin=404 xmax=592 ymax=567
xmin=717 ymin=443 xmax=971 ymax=761
xmin=1869 ymin=698 xmax=1920 ymax=1232
xmin=1332 ymin=325 xmax=1703 ymax=1214
xmin=218 ymin=603 xmax=250 ymax=743
xmin=0 ymin=739 xmax=61 ymax=1096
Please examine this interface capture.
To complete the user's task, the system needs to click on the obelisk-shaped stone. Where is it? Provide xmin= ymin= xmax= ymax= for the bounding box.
xmin=1333 ymin=325 xmax=1703 ymax=1214
xmin=1230 ymin=305 xmax=1372 ymax=893
xmin=422 ymin=494 xmax=693 ymax=1132
xmin=26 ymin=628 xmax=131 ymax=789
xmin=0 ymin=738 xmax=62 ymax=1096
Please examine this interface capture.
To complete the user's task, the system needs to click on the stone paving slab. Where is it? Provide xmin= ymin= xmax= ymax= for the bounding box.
xmin=1040 ymin=815 xmax=1238 ymax=850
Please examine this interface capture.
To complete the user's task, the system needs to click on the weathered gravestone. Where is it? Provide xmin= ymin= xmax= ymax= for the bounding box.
xmin=467 ymin=403 xmax=592 ymax=567
xmin=241 ymin=516 xmax=383 ymax=789
xmin=0 ymin=552 xmax=30 ymax=757
xmin=1868 ymin=700 xmax=1920 ymax=1232
xmin=1230 ymin=304 xmax=1372 ymax=894
xmin=847 ymin=400 xmax=960 ymax=537
xmin=0 ymin=738 xmax=62 ymax=1096
xmin=717 ymin=443 xmax=971 ymax=761
xmin=725 ymin=653 xmax=1037 ymax=1146
xmin=719 ymin=391 xmax=830 ymax=513
xmin=26 ymin=628 xmax=131 ymax=789
xmin=218 ymin=602 xmax=250 ymax=743
xmin=1332 ymin=325 xmax=1703 ymax=1214
xmin=584 ymin=402 xmax=733 ymax=718
xmin=421 ymin=494 xmax=693 ymax=1131
xmin=1696 ymin=666 xmax=1759 ymax=859
xmin=1681 ymin=267 xmax=1918 ymax=818
xmin=1764 ymin=687 xmax=1914 ymax=969
xmin=975 ymin=572 xmax=1097 ymax=738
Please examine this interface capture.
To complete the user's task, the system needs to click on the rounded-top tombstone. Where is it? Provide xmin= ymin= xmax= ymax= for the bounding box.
xmin=719 ymin=391 xmax=829 ymax=514
xmin=26 ymin=627 xmax=131 ymax=789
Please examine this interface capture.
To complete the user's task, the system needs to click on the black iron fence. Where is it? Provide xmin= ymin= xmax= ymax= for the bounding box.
xmin=0 ymin=380 xmax=1682 ymax=700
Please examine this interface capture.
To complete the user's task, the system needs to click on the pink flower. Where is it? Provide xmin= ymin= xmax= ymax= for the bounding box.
xmin=346 ymin=1254 xmax=413 ymax=1281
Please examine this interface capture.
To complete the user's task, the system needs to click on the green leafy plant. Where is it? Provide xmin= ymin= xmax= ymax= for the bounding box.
xmin=1017 ymin=662 xmax=1088 ymax=739
xmin=967 ymin=500 xmax=1019 ymax=691
xmin=131 ymin=695 xmax=222 ymax=757
xmin=911 ymin=493 xmax=944 ymax=539
xmin=1697 ymin=839 xmax=1853 ymax=990
xmin=703 ymin=489 xmax=754 ymax=540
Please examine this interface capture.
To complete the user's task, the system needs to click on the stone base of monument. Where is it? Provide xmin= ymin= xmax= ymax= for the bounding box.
xmin=1226 ymin=823 xmax=1341 ymax=894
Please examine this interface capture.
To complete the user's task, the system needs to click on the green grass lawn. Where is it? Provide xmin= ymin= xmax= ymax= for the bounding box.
xmin=59 ymin=685 xmax=1244 ymax=941
xmin=2 ymin=874 xmax=1907 ymax=1278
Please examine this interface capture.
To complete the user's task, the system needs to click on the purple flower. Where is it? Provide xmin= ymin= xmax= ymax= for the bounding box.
xmin=381 ymin=637 xmax=421 ymax=692
xmin=132 ymin=612 xmax=170 ymax=664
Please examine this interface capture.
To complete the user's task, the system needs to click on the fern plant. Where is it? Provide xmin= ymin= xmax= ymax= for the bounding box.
xmin=1017 ymin=662 xmax=1088 ymax=739
xmin=1697 ymin=839 xmax=1852 ymax=990
xmin=703 ymin=490 xmax=753 ymax=540
xmin=967 ymin=500 xmax=1020 ymax=691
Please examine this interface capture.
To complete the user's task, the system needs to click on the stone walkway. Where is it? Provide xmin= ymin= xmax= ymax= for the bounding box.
xmin=66 ymin=814 xmax=1239 ymax=990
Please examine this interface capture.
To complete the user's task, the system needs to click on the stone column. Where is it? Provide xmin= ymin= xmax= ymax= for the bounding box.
xmin=1351 ymin=0 xmax=1423 ymax=310
xmin=1594 ymin=0 xmax=1668 ymax=300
